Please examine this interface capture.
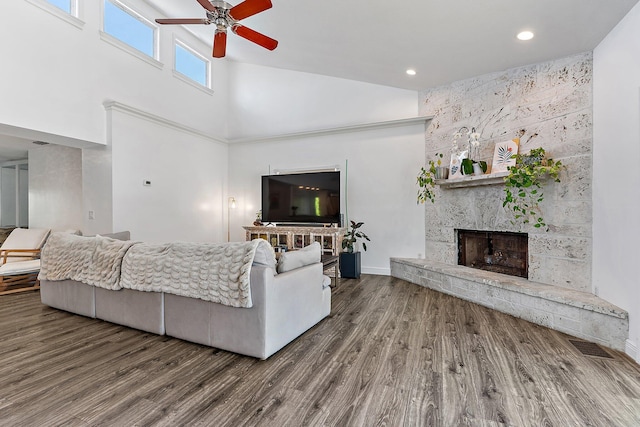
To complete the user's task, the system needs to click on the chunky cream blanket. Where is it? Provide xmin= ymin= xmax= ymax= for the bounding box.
xmin=39 ymin=232 xmax=136 ymax=290
xmin=120 ymin=240 xmax=272 ymax=308
xmin=39 ymin=233 xmax=273 ymax=308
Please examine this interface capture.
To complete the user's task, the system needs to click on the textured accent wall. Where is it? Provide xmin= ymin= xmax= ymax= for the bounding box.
xmin=418 ymin=52 xmax=593 ymax=292
xmin=29 ymin=144 xmax=84 ymax=230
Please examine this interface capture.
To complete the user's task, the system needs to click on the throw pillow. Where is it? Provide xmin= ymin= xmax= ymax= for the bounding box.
xmin=94 ymin=231 xmax=131 ymax=241
xmin=252 ymin=242 xmax=277 ymax=272
xmin=277 ymin=242 xmax=321 ymax=274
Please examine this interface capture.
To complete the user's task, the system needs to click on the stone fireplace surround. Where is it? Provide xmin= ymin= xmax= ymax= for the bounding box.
xmin=391 ymin=52 xmax=628 ymax=350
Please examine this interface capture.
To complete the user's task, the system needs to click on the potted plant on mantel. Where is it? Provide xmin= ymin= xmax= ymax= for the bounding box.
xmin=417 ymin=152 xmax=448 ymax=204
xmin=503 ymin=147 xmax=563 ymax=230
xmin=340 ymin=221 xmax=370 ymax=279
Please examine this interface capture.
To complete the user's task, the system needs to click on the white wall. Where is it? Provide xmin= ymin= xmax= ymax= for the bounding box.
xmin=227 ymin=62 xmax=419 ymax=140
xmin=110 ymin=108 xmax=228 ymax=243
xmin=82 ymin=145 xmax=113 ymax=235
xmin=0 ymin=167 xmax=17 ymax=227
xmin=2 ymin=0 xmax=230 ymax=237
xmin=0 ymin=1 xmax=228 ymax=144
xmin=228 ymin=121 xmax=427 ymax=275
xmin=3 ymin=1 xmax=424 ymax=269
xmin=593 ymin=2 xmax=640 ymax=361
xmin=29 ymin=145 xmax=84 ymax=230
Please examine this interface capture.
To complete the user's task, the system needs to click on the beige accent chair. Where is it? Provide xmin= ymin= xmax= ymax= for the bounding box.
xmin=0 ymin=228 xmax=51 ymax=295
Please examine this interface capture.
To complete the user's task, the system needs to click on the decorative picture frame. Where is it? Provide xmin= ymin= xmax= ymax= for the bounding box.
xmin=491 ymin=139 xmax=519 ymax=173
xmin=448 ymin=150 xmax=468 ymax=179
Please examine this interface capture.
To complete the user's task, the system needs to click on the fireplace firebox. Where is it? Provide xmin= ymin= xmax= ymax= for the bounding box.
xmin=457 ymin=229 xmax=528 ymax=278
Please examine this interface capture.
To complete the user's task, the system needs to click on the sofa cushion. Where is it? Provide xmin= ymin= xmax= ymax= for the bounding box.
xmin=0 ymin=259 xmax=40 ymax=275
xmin=277 ymin=242 xmax=321 ymax=274
xmin=252 ymin=241 xmax=277 ymax=272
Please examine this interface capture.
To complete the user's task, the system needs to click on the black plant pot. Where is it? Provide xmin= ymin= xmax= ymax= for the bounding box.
xmin=339 ymin=252 xmax=361 ymax=279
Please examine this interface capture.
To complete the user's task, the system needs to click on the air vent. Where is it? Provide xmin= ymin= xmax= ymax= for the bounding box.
xmin=32 ymin=141 xmax=49 ymax=145
xmin=569 ymin=339 xmax=613 ymax=359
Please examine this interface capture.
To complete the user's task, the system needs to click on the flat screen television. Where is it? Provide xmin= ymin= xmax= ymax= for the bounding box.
xmin=261 ymin=171 xmax=340 ymax=225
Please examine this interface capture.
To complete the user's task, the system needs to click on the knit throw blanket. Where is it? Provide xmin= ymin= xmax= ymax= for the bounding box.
xmin=39 ymin=234 xmax=272 ymax=308
xmin=120 ymin=240 xmax=271 ymax=308
xmin=39 ymin=232 xmax=136 ymax=290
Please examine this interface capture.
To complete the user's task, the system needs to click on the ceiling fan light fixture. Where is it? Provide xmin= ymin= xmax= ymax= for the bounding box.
xmin=156 ymin=0 xmax=277 ymax=58
xmin=517 ymin=30 xmax=534 ymax=41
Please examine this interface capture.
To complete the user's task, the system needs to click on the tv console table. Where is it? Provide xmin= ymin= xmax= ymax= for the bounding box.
xmin=243 ymin=225 xmax=345 ymax=256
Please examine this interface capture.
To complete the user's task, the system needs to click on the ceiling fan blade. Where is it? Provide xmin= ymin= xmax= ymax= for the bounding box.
xmin=232 ymin=25 xmax=278 ymax=51
xmin=196 ymin=0 xmax=216 ymax=12
xmin=229 ymin=0 xmax=272 ymax=21
xmin=213 ymin=30 xmax=227 ymax=58
xmin=155 ymin=18 xmax=209 ymax=25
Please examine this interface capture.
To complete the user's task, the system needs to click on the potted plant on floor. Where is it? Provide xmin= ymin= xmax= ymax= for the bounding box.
xmin=340 ymin=220 xmax=370 ymax=279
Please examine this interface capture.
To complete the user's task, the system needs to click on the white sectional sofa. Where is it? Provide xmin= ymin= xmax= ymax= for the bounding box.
xmin=39 ymin=233 xmax=331 ymax=359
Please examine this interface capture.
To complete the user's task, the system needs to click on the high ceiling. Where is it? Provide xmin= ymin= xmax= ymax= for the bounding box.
xmin=147 ymin=0 xmax=639 ymax=91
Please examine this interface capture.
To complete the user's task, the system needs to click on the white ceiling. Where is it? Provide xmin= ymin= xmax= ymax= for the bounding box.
xmin=148 ymin=0 xmax=639 ymax=91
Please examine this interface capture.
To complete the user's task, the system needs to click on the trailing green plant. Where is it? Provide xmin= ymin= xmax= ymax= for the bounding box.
xmin=503 ymin=147 xmax=563 ymax=230
xmin=417 ymin=153 xmax=444 ymax=204
xmin=342 ymin=220 xmax=370 ymax=253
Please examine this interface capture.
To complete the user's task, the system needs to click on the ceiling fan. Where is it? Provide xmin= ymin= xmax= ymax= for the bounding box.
xmin=155 ymin=0 xmax=277 ymax=58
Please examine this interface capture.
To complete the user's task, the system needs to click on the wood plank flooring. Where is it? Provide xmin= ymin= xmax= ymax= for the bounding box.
xmin=1 ymin=275 xmax=640 ymax=426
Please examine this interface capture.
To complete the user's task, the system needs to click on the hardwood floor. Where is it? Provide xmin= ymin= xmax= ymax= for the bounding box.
xmin=1 ymin=275 xmax=640 ymax=426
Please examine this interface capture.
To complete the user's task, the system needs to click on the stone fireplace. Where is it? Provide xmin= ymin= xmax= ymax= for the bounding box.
xmin=390 ymin=53 xmax=629 ymax=351
xmin=415 ymin=52 xmax=594 ymax=294
xmin=457 ymin=229 xmax=528 ymax=278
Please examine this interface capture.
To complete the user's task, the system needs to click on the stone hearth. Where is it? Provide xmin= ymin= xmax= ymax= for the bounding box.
xmin=390 ymin=258 xmax=628 ymax=350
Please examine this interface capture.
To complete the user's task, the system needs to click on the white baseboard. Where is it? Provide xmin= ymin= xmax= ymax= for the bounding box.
xmin=362 ymin=267 xmax=390 ymax=276
xmin=625 ymin=339 xmax=638 ymax=361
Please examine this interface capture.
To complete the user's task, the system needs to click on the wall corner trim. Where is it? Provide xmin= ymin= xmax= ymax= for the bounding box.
xmin=228 ymin=116 xmax=433 ymax=145
xmin=626 ymin=339 xmax=638 ymax=361
xmin=103 ymin=100 xmax=227 ymax=146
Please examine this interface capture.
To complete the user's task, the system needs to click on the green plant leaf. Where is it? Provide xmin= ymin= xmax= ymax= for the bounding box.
xmin=502 ymin=146 xmax=563 ymax=232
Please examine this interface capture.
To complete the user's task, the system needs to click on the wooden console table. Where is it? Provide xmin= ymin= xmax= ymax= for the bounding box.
xmin=322 ymin=255 xmax=340 ymax=287
xmin=243 ymin=225 xmax=345 ymax=256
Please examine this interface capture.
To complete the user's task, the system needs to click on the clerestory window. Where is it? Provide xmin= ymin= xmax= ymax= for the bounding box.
xmin=103 ymin=0 xmax=157 ymax=59
xmin=174 ymin=41 xmax=210 ymax=88
xmin=47 ymin=0 xmax=72 ymax=13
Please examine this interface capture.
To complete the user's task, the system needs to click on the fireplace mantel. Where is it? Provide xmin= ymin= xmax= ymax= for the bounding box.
xmin=436 ymin=171 xmax=508 ymax=189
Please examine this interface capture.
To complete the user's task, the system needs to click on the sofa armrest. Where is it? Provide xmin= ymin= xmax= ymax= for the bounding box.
xmin=257 ymin=262 xmax=327 ymax=358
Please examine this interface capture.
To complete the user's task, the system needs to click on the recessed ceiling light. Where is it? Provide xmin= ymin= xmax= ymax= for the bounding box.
xmin=517 ymin=31 xmax=534 ymax=41
xmin=406 ymin=69 xmax=416 ymax=76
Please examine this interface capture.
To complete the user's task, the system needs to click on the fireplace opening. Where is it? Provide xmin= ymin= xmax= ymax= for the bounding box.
xmin=457 ymin=229 xmax=528 ymax=278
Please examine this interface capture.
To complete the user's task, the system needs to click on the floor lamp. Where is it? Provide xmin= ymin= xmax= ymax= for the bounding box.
xmin=227 ymin=197 xmax=236 ymax=242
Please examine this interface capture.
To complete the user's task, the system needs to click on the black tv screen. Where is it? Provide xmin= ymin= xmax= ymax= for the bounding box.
xmin=262 ymin=171 xmax=340 ymax=225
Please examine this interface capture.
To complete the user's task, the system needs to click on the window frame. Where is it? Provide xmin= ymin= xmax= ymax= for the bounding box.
xmin=25 ymin=0 xmax=84 ymax=28
xmin=173 ymin=38 xmax=213 ymax=93
xmin=100 ymin=0 xmax=161 ymax=67
xmin=46 ymin=0 xmax=75 ymax=14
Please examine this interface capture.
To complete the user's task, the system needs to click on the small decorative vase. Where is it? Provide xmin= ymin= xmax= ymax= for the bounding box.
xmin=473 ymin=163 xmax=484 ymax=176
xmin=435 ymin=166 xmax=449 ymax=180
